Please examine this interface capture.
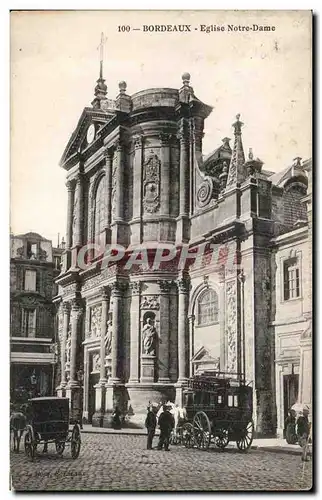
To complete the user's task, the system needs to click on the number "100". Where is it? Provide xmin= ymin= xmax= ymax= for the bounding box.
xmin=118 ymin=26 xmax=131 ymax=32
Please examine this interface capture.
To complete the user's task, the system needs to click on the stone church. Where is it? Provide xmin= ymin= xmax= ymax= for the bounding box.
xmin=54 ymin=67 xmax=312 ymax=435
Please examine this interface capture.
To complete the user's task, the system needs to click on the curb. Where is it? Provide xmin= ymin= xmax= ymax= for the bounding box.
xmin=250 ymin=445 xmax=302 ymax=456
xmin=80 ymin=430 xmax=303 ymax=455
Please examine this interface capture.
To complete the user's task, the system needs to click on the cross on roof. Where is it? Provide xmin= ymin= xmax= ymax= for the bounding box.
xmin=97 ymin=32 xmax=107 ymax=78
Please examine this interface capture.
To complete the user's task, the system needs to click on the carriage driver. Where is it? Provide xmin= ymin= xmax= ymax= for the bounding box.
xmin=157 ymin=404 xmax=175 ymax=451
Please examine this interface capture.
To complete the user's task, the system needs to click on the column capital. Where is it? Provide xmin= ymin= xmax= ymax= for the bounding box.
xmin=114 ymin=138 xmax=125 ymax=152
xmin=177 ymin=276 xmax=191 ymax=294
xmin=158 ymin=280 xmax=172 ymax=294
xmin=99 ymin=286 xmax=110 ymax=301
xmin=62 ymin=301 xmax=71 ymax=314
xmin=66 ymin=179 xmax=75 ymax=191
xmin=111 ymin=281 xmax=127 ymax=296
xmin=103 ymin=146 xmax=115 ymax=160
xmin=130 ymin=281 xmax=141 ymax=295
xmin=71 ymin=298 xmax=84 ymax=315
xmin=159 ymin=132 xmax=173 ymax=146
xmin=133 ymin=135 xmax=144 ymax=149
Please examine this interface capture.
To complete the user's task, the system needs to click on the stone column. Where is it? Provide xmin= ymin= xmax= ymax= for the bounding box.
xmin=177 ymin=121 xmax=190 ymax=243
xmin=57 ymin=302 xmax=70 ymax=396
xmin=158 ymin=280 xmax=171 ymax=383
xmin=69 ymin=299 xmax=83 ymax=386
xmin=66 ymin=299 xmax=83 ymax=423
xmin=114 ymin=140 xmax=124 ymax=222
xmin=75 ymin=173 xmax=84 ymax=247
xmin=82 ymin=348 xmax=90 ymax=424
xmin=178 ymin=124 xmax=189 ymax=217
xmin=104 ymin=147 xmax=114 ymax=243
xmin=92 ymin=287 xmax=110 ymax=427
xmin=66 ymin=181 xmax=75 ymax=250
xmin=129 ymin=281 xmax=141 ymax=383
xmin=175 ymin=276 xmax=190 ymax=405
xmin=177 ymin=276 xmax=190 ymax=382
xmin=159 ymin=133 xmax=171 ymax=216
xmin=63 ymin=180 xmax=75 ymax=271
xmin=109 ymin=282 xmax=124 ymax=383
xmin=188 ymin=314 xmax=195 ymax=377
xmin=132 ymin=136 xmax=143 ymax=221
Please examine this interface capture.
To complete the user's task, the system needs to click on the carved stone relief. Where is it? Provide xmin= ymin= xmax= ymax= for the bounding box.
xmin=141 ymin=295 xmax=160 ymax=310
xmin=89 ymin=304 xmax=102 ymax=338
xmin=225 ymin=280 xmax=237 ymax=373
xmin=143 ymin=154 xmax=160 ymax=213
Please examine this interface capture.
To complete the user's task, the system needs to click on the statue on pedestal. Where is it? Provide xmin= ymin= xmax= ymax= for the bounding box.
xmin=105 ymin=319 xmax=112 ymax=356
xmin=142 ymin=318 xmax=157 ymax=356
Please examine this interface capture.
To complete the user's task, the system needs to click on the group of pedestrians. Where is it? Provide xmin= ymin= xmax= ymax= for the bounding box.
xmin=284 ymin=405 xmax=312 ymax=462
xmin=145 ymin=403 xmax=175 ymax=451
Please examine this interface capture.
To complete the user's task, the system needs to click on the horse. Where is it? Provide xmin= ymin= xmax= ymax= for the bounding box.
xmin=10 ymin=407 xmax=27 ymax=453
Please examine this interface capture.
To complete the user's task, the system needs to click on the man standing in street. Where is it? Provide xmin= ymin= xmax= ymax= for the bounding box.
xmin=297 ymin=406 xmax=311 ymax=462
xmin=158 ymin=404 xmax=175 ymax=451
xmin=145 ymin=404 xmax=157 ymax=450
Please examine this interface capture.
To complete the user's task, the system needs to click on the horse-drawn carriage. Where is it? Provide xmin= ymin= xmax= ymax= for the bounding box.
xmin=180 ymin=371 xmax=254 ymax=452
xmin=24 ymin=397 xmax=81 ymax=461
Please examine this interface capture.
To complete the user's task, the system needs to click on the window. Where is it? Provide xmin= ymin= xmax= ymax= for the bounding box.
xmin=197 ymin=289 xmax=219 ymax=326
xmin=283 ymin=258 xmax=300 ymax=300
xmin=21 ymin=309 xmax=36 ymax=337
xmin=93 ymin=177 xmax=106 ymax=243
xmin=27 ymin=242 xmax=38 ymax=259
xmin=24 ymin=270 xmax=37 ymax=291
xmin=54 ymin=256 xmax=61 ymax=270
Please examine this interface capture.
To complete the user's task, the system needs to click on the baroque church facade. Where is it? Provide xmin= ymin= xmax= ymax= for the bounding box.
xmin=54 ymin=68 xmax=312 ymax=435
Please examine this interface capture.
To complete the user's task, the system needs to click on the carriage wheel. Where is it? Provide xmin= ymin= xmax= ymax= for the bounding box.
xmin=215 ymin=428 xmax=229 ymax=449
xmin=236 ymin=420 xmax=254 ymax=452
xmin=24 ymin=427 xmax=36 ymax=461
xmin=55 ymin=441 xmax=65 ymax=456
xmin=193 ymin=412 xmax=211 ymax=450
xmin=71 ymin=424 xmax=81 ymax=459
xmin=182 ymin=423 xmax=195 ymax=448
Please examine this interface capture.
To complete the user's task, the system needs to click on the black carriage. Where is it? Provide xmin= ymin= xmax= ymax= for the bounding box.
xmin=182 ymin=372 xmax=254 ymax=452
xmin=24 ymin=397 xmax=81 ymax=461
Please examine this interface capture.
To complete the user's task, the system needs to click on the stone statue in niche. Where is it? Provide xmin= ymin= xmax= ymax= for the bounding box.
xmin=142 ymin=318 xmax=157 ymax=356
xmin=105 ymin=319 xmax=112 ymax=356
xmin=65 ymin=329 xmax=71 ymax=367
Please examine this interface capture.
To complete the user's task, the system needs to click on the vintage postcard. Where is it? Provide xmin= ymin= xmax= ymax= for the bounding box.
xmin=10 ymin=9 xmax=312 ymax=492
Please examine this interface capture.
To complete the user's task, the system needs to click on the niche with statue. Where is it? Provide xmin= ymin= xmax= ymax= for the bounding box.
xmin=141 ymin=311 xmax=158 ymax=382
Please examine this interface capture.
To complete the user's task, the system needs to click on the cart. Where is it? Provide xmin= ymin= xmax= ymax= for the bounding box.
xmin=24 ymin=397 xmax=81 ymax=461
xmin=182 ymin=371 xmax=254 ymax=452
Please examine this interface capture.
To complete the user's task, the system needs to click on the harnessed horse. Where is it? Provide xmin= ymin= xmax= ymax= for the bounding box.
xmin=10 ymin=409 xmax=27 ymax=453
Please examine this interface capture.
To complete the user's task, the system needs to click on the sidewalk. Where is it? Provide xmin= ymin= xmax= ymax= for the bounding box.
xmin=81 ymin=425 xmax=305 ymax=455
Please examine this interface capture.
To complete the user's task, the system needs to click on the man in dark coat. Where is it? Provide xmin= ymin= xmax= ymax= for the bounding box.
xmin=157 ymin=404 xmax=175 ymax=451
xmin=145 ymin=405 xmax=157 ymax=450
xmin=297 ymin=407 xmax=311 ymax=461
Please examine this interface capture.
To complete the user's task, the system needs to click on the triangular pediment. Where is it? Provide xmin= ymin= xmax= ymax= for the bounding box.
xmin=59 ymin=107 xmax=114 ymax=169
xmin=191 ymin=346 xmax=217 ymax=363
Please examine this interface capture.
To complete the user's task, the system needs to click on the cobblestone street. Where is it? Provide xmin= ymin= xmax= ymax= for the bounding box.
xmin=10 ymin=433 xmax=312 ymax=492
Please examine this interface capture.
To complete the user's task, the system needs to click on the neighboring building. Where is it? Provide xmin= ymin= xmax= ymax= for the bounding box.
xmin=10 ymin=232 xmax=64 ymax=402
xmin=55 ymin=67 xmax=312 ymax=434
xmin=270 ymin=159 xmax=312 ymax=437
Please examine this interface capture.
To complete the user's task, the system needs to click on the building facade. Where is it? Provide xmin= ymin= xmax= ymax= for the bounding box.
xmin=10 ymin=232 xmax=64 ymax=402
xmin=55 ymin=70 xmax=312 ymax=434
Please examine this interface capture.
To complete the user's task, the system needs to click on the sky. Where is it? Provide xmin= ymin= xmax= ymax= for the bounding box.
xmin=10 ymin=10 xmax=312 ymax=243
